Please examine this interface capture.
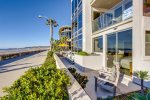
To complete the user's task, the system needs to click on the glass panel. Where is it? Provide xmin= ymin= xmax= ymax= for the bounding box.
xmin=107 ymin=33 xmax=117 ymax=68
xmin=94 ymin=36 xmax=103 ymax=52
xmin=78 ymin=12 xmax=82 ymax=30
xmin=145 ymin=31 xmax=150 ymax=56
xmin=99 ymin=15 xmax=104 ymax=29
xmin=118 ymin=29 xmax=132 ymax=76
xmin=92 ymin=18 xmax=99 ymax=32
xmin=78 ymin=39 xmax=82 ymax=50
xmin=125 ymin=1 xmax=132 ymax=10
xmin=75 ymin=0 xmax=77 ymax=10
xmin=114 ymin=6 xmax=122 ymax=23
xmin=115 ymin=7 xmax=122 ymax=18
xmin=78 ymin=29 xmax=82 ymax=35
xmin=73 ymin=17 xmax=78 ymax=33
xmin=78 ymin=0 xmax=81 ymax=4
xmin=72 ymin=0 xmax=75 ymax=14
xmin=105 ymin=13 xmax=113 ymax=26
xmin=146 ymin=31 xmax=150 ymax=42
xmin=78 ymin=34 xmax=82 ymax=40
xmin=107 ymin=29 xmax=132 ymax=76
xmin=68 ymin=32 xmax=71 ymax=39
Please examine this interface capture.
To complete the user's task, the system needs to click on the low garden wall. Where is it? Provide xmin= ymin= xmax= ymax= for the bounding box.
xmin=133 ymin=76 xmax=150 ymax=88
xmin=54 ymin=53 xmax=91 ymax=100
xmin=74 ymin=54 xmax=103 ymax=72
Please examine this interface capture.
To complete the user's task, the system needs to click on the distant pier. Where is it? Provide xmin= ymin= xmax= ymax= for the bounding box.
xmin=0 ymin=47 xmax=49 ymax=61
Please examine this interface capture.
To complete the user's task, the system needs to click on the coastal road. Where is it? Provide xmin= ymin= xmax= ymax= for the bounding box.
xmin=0 ymin=51 xmax=48 ymax=97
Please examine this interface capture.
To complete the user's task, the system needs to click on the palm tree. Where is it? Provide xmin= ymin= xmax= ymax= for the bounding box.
xmin=53 ymin=39 xmax=61 ymax=51
xmin=38 ymin=15 xmax=58 ymax=51
xmin=135 ymin=71 xmax=150 ymax=94
xmin=59 ymin=36 xmax=69 ymax=51
xmin=60 ymin=36 xmax=68 ymax=44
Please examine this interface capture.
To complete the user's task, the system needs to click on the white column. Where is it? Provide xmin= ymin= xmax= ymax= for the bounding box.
xmin=103 ymin=34 xmax=107 ymax=70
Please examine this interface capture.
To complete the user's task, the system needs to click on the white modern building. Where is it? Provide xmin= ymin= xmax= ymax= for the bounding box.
xmin=71 ymin=0 xmax=150 ymax=83
xmin=59 ymin=26 xmax=72 ymax=49
xmin=71 ymin=0 xmax=92 ymax=52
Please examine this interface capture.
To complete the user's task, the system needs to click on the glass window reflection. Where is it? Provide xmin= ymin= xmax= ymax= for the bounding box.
xmin=94 ymin=36 xmax=103 ymax=52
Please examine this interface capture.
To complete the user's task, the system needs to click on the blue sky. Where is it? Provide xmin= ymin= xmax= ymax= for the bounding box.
xmin=0 ymin=0 xmax=71 ymax=49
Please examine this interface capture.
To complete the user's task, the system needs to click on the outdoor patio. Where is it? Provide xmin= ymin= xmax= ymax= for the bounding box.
xmin=55 ymin=53 xmax=141 ymax=100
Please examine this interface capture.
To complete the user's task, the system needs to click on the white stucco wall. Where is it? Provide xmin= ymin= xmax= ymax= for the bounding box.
xmin=74 ymin=54 xmax=103 ymax=70
xmin=82 ymin=0 xmax=92 ymax=53
xmin=132 ymin=0 xmax=150 ymax=73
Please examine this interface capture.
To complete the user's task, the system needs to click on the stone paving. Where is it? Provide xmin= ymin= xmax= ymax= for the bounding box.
xmin=58 ymin=57 xmax=141 ymax=100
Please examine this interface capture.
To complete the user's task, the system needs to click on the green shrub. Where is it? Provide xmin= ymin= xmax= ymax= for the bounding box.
xmin=76 ymin=51 xmax=90 ymax=56
xmin=68 ymin=68 xmax=88 ymax=89
xmin=0 ymin=51 xmax=70 ymax=100
xmin=127 ymin=90 xmax=150 ymax=100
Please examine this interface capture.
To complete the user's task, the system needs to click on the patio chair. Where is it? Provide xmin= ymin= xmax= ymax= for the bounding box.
xmin=95 ymin=63 xmax=120 ymax=96
xmin=98 ymin=67 xmax=113 ymax=76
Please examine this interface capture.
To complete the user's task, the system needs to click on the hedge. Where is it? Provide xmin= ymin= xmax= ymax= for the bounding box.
xmin=76 ymin=51 xmax=90 ymax=56
xmin=0 ymin=51 xmax=70 ymax=100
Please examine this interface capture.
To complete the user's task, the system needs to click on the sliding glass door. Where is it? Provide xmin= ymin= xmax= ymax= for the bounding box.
xmin=107 ymin=33 xmax=117 ymax=68
xmin=107 ymin=29 xmax=132 ymax=76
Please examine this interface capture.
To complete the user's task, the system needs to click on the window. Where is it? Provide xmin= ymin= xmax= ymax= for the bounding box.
xmin=94 ymin=36 xmax=103 ymax=52
xmin=72 ymin=0 xmax=75 ymax=14
xmin=75 ymin=0 xmax=78 ymax=11
xmin=78 ymin=34 xmax=82 ymax=40
xmin=145 ymin=31 xmax=150 ymax=56
xmin=104 ymin=13 xmax=113 ymax=27
xmin=72 ymin=18 xmax=78 ymax=33
xmin=114 ymin=6 xmax=122 ymax=23
xmin=145 ymin=0 xmax=150 ymax=3
xmin=115 ymin=6 xmax=122 ymax=18
xmin=124 ymin=1 xmax=132 ymax=10
xmin=68 ymin=32 xmax=71 ymax=39
xmin=78 ymin=12 xmax=82 ymax=30
xmin=143 ymin=0 xmax=150 ymax=16
xmin=71 ymin=0 xmax=83 ymax=52
xmin=107 ymin=29 xmax=132 ymax=76
xmin=78 ymin=0 xmax=81 ymax=4
xmin=78 ymin=40 xmax=82 ymax=50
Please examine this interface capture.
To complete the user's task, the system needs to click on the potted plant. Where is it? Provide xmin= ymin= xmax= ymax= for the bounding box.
xmin=127 ymin=90 xmax=150 ymax=100
xmin=134 ymin=71 xmax=150 ymax=94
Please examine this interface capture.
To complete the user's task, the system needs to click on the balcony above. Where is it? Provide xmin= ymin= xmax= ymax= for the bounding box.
xmin=92 ymin=0 xmax=133 ymax=33
xmin=91 ymin=0 xmax=122 ymax=9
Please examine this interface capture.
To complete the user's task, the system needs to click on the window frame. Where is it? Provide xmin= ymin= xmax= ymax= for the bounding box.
xmin=93 ymin=36 xmax=103 ymax=53
xmin=145 ymin=31 xmax=150 ymax=57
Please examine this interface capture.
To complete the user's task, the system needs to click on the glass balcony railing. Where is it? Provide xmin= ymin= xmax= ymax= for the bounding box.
xmin=92 ymin=0 xmax=133 ymax=33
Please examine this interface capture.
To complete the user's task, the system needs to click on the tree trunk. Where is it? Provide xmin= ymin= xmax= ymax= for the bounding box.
xmin=141 ymin=79 xmax=144 ymax=94
xmin=50 ymin=23 xmax=53 ymax=51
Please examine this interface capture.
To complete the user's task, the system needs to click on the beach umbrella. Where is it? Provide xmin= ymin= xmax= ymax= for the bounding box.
xmin=58 ymin=43 xmax=69 ymax=47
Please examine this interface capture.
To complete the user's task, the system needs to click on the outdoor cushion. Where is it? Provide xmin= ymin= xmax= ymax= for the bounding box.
xmin=100 ymin=82 xmax=115 ymax=93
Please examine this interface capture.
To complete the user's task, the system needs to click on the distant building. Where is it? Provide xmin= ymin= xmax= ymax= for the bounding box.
xmin=59 ymin=26 xmax=72 ymax=49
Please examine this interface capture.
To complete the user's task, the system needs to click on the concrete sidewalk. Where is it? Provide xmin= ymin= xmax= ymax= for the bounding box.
xmin=0 ymin=51 xmax=48 ymax=97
